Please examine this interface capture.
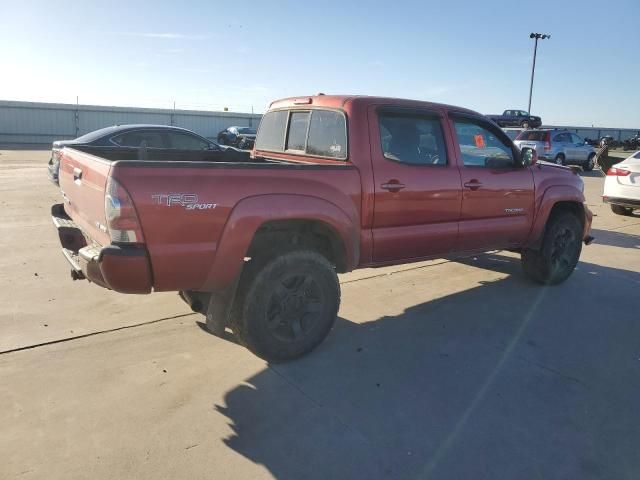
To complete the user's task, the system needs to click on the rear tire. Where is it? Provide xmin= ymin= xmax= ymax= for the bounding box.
xmin=611 ymin=204 xmax=634 ymax=216
xmin=521 ymin=212 xmax=583 ymax=285
xmin=555 ymin=154 xmax=565 ymax=166
xmin=584 ymin=153 xmax=595 ymax=171
xmin=232 ymin=250 xmax=340 ymax=362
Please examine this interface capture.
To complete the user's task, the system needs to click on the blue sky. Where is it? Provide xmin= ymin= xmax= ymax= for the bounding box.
xmin=1 ymin=0 xmax=638 ymax=127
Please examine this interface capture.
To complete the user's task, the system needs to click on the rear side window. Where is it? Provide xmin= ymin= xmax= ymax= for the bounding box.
xmin=256 ymin=109 xmax=347 ymax=159
xmin=378 ymin=114 xmax=447 ymax=166
xmin=516 ymin=131 xmax=548 ymax=141
xmin=255 ymin=110 xmax=288 ymax=151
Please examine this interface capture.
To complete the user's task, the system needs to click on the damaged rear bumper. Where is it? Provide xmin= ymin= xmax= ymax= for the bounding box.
xmin=51 ymin=203 xmax=152 ymax=294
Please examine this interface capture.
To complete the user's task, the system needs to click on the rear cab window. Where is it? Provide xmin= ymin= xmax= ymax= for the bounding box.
xmin=255 ymin=109 xmax=347 ymax=160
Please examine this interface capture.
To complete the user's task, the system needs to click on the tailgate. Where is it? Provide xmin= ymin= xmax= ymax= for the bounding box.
xmin=58 ymin=148 xmax=112 ymax=246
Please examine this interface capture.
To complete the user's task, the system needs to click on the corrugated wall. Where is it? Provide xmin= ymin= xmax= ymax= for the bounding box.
xmin=0 ymin=100 xmax=262 ymax=146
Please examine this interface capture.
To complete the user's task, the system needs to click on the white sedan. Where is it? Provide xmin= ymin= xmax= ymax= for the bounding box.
xmin=603 ymin=151 xmax=640 ymax=216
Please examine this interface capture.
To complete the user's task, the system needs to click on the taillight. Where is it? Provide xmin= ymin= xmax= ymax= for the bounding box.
xmin=105 ymin=177 xmax=144 ymax=243
xmin=607 ymin=167 xmax=631 ymax=176
xmin=544 ymin=131 xmax=551 ymax=151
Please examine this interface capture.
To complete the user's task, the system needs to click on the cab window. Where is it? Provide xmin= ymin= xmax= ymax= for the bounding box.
xmin=378 ymin=114 xmax=447 ymax=166
xmin=453 ymin=119 xmax=515 ymax=168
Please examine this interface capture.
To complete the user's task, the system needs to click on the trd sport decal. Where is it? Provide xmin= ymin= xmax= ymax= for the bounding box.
xmin=152 ymin=194 xmax=217 ymax=210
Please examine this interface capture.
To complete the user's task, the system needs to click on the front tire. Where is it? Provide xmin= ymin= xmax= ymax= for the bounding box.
xmin=611 ymin=204 xmax=634 ymax=216
xmin=521 ymin=212 xmax=583 ymax=285
xmin=521 ymin=121 xmax=530 ymax=129
xmin=232 ymin=250 xmax=340 ymax=362
xmin=584 ymin=153 xmax=595 ymax=171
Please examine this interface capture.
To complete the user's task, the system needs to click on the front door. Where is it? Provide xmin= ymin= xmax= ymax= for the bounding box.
xmin=370 ymin=107 xmax=462 ymax=263
xmin=450 ymin=115 xmax=535 ymax=251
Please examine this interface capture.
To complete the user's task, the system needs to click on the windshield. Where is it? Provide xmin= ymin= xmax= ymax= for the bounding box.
xmin=516 ymin=130 xmax=548 ymax=141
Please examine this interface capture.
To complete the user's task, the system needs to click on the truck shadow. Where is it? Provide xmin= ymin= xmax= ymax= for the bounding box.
xmin=590 ymin=228 xmax=640 ymax=249
xmin=212 ymin=254 xmax=640 ymax=479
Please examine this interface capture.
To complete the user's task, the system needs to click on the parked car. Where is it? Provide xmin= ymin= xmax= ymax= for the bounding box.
xmin=622 ymin=134 xmax=640 ymax=151
xmin=514 ymin=129 xmax=597 ymax=171
xmin=584 ymin=137 xmax=599 ymax=147
xmin=217 ymin=126 xmax=257 ymax=149
xmin=47 ymin=125 xmax=238 ymax=185
xmin=51 ymin=94 xmax=593 ymax=362
xmin=502 ymin=127 xmax=525 ymax=140
xmin=603 ymin=150 xmax=640 ymax=216
xmin=600 ymin=135 xmax=617 ymax=148
xmin=487 ymin=110 xmax=542 ymax=129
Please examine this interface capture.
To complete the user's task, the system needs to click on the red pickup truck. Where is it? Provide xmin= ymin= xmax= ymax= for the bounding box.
xmin=52 ymin=95 xmax=593 ymax=361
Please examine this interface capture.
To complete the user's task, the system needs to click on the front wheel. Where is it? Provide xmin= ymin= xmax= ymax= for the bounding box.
xmin=232 ymin=250 xmax=340 ymax=362
xmin=521 ymin=212 xmax=583 ymax=285
xmin=584 ymin=153 xmax=595 ymax=171
xmin=521 ymin=121 xmax=530 ymax=129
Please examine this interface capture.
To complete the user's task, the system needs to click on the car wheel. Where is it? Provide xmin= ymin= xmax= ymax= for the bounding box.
xmin=237 ymin=138 xmax=247 ymax=150
xmin=521 ymin=121 xmax=530 ymax=129
xmin=584 ymin=153 xmax=595 ymax=171
xmin=611 ymin=204 xmax=634 ymax=216
xmin=521 ymin=212 xmax=583 ymax=285
xmin=555 ymin=154 xmax=565 ymax=166
xmin=232 ymin=250 xmax=340 ymax=362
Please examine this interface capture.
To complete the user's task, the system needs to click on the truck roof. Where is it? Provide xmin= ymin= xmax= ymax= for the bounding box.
xmin=269 ymin=94 xmax=480 ymax=116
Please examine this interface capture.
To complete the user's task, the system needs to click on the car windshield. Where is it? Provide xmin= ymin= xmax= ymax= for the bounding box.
xmin=236 ymin=127 xmax=256 ymax=134
xmin=516 ymin=131 xmax=548 ymax=141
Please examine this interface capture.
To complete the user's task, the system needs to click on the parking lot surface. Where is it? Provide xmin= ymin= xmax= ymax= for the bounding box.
xmin=1 ymin=150 xmax=639 ymax=479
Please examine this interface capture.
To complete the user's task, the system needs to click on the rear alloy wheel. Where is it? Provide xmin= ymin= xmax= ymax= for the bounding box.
xmin=611 ymin=204 xmax=634 ymax=216
xmin=584 ymin=153 xmax=595 ymax=171
xmin=232 ymin=250 xmax=340 ymax=362
xmin=555 ymin=154 xmax=565 ymax=166
xmin=521 ymin=212 xmax=583 ymax=285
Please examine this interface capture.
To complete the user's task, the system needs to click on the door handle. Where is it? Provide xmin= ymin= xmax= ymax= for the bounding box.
xmin=463 ymin=180 xmax=483 ymax=190
xmin=381 ymin=180 xmax=406 ymax=192
xmin=73 ymin=167 xmax=83 ymax=181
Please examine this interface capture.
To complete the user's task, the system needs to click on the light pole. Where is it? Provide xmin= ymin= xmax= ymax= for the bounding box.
xmin=528 ymin=32 xmax=550 ymax=114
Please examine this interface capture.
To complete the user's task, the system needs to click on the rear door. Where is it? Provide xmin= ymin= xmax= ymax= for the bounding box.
xmin=369 ymin=106 xmax=462 ymax=263
xmin=450 ymin=114 xmax=535 ymax=251
xmin=58 ymin=148 xmax=112 ymax=246
xmin=570 ymin=133 xmax=589 ymax=162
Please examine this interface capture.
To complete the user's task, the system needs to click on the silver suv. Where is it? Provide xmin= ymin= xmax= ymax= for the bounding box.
xmin=514 ymin=129 xmax=597 ymax=171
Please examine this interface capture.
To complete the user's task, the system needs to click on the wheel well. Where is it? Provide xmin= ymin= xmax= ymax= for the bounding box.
xmin=247 ymin=219 xmax=349 ymax=272
xmin=549 ymin=201 xmax=585 ymax=228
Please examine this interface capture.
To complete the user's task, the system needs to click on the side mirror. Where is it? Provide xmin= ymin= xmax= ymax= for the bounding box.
xmin=521 ymin=147 xmax=538 ymax=166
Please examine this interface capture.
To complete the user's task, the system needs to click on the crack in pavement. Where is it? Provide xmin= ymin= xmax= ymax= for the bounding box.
xmin=0 ymin=312 xmax=197 ymax=356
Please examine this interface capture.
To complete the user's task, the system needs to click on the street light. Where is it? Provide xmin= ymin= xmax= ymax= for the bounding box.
xmin=527 ymin=32 xmax=551 ymax=114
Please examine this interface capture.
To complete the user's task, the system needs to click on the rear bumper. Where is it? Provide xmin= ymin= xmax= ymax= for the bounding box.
xmin=51 ymin=203 xmax=152 ymax=293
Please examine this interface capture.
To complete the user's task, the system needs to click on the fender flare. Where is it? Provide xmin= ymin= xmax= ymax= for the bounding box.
xmin=200 ymin=194 xmax=359 ymax=291
xmin=526 ymin=185 xmax=585 ymax=247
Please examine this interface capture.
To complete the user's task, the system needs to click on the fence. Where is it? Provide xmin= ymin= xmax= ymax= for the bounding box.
xmin=543 ymin=125 xmax=640 ymax=142
xmin=1 ymin=99 xmax=638 ymax=147
xmin=0 ymin=100 xmax=263 ymax=146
